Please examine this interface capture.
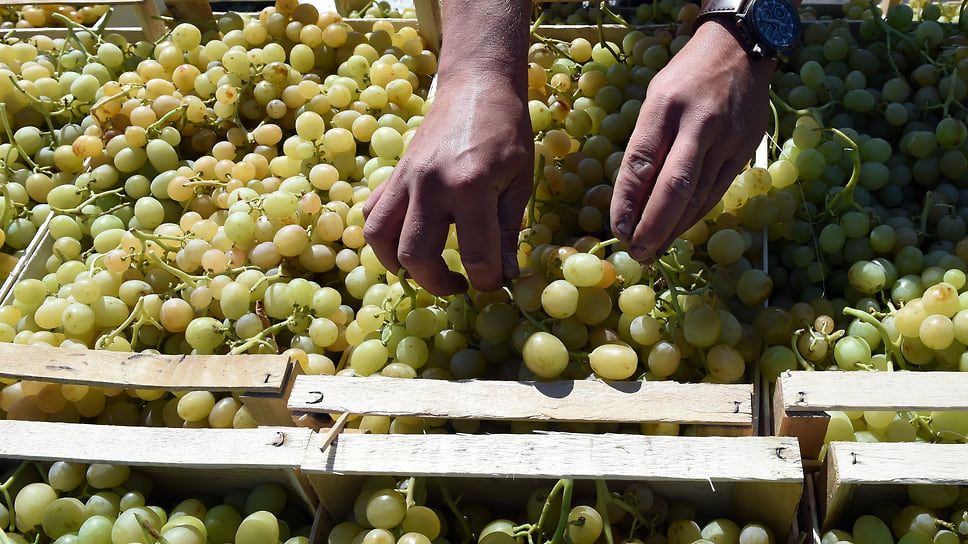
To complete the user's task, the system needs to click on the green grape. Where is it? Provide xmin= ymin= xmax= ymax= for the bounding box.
xmin=236 ymin=511 xmax=280 ymax=544
xmin=77 ymin=514 xmax=114 ymax=544
xmin=15 ymin=482 xmax=58 ymax=531
xmin=365 ymin=490 xmax=406 ymax=529
xmin=854 ymin=514 xmax=895 ymax=544
xmin=521 ymin=331 xmax=569 ymax=378
xmin=589 ymin=344 xmax=637 ymax=380
xmin=42 ymin=497 xmax=89 ymax=539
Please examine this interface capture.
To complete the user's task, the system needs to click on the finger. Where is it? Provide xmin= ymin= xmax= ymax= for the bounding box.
xmin=362 ymin=178 xmax=389 ymax=220
xmin=610 ymin=103 xmax=676 ymax=242
xmin=681 ymin=158 xmax=744 ymax=232
xmin=362 ymin=179 xmax=409 ymax=275
xmin=453 ymin=194 xmax=504 ymax=293
xmin=626 ymin=129 xmax=705 ymax=262
xmin=497 ymin=174 xmax=533 ymax=280
xmin=655 ymin=157 xmax=743 ymax=255
xmin=397 ymin=187 xmax=468 ymax=297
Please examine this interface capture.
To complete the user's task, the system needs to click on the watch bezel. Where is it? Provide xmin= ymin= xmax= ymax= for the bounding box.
xmin=742 ymin=0 xmax=801 ymax=56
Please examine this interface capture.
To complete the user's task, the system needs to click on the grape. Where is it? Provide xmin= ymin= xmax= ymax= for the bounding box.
xmin=567 ymin=506 xmax=603 ymax=544
xmin=589 ymin=344 xmax=638 ymax=380
xmin=521 ymin=331 xmax=569 ymax=378
xmin=15 ymin=483 xmax=58 ymax=531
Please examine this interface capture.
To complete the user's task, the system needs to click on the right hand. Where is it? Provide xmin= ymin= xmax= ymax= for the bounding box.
xmin=362 ymin=71 xmax=534 ymax=296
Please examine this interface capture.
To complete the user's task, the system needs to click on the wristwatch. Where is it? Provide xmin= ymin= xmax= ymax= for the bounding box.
xmin=695 ymin=0 xmax=801 ymax=61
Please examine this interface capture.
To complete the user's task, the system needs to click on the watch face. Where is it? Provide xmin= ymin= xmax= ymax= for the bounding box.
xmin=748 ymin=0 xmax=800 ymax=52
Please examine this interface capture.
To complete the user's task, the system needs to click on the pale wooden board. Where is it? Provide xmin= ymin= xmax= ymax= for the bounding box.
xmin=823 ymin=441 xmax=968 ymax=530
xmin=288 ymin=375 xmax=754 ymax=426
xmin=779 ymin=370 xmax=968 ymax=412
xmin=306 ymin=433 xmax=804 ymax=537
xmin=0 ymin=420 xmax=317 ymax=508
xmin=0 ymin=420 xmax=311 ymax=467
xmin=303 ymin=433 xmax=802 ymax=481
xmin=0 ymin=343 xmax=292 ymax=393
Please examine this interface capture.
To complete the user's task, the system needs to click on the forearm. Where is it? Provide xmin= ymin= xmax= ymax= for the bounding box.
xmin=436 ymin=0 xmax=532 ymax=94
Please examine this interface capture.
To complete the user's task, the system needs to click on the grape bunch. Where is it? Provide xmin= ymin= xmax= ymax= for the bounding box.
xmin=331 ymin=476 xmax=780 ymax=544
xmin=821 ymin=483 xmax=968 ymax=544
xmin=0 ymin=460 xmax=313 ymax=544
xmin=348 ymin=2 xmax=416 ymax=19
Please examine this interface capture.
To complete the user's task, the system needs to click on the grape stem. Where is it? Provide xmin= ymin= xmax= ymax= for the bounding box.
xmin=513 ymin=478 xmax=566 ymax=544
xmin=49 ymin=186 xmax=126 ymax=215
xmin=96 ymin=297 xmax=151 ymax=350
xmin=596 ymin=6 xmax=623 ymax=64
xmin=841 ymin=306 xmax=909 ymax=370
xmin=435 ymin=479 xmax=474 ymax=544
xmin=228 ymin=315 xmax=297 ymax=354
xmin=0 ymin=103 xmax=43 ymax=173
xmin=548 ymin=478 xmax=574 ymax=544
xmin=790 ymin=329 xmax=817 ymax=371
xmin=600 ymin=2 xmax=635 ymax=28
xmin=822 ymin=128 xmax=862 ymax=217
xmin=595 ymin=480 xmax=616 ymax=544
xmin=526 ymin=155 xmax=546 ymax=230
xmin=587 ymin=237 xmax=620 ymax=256
xmin=135 ymin=511 xmax=171 ymax=544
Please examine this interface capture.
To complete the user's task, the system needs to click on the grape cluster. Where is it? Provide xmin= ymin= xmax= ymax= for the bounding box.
xmin=823 ymin=409 xmax=968 ymax=447
xmin=331 ymin=476 xmax=779 ymax=544
xmin=534 ymin=1 xmax=698 ymax=26
xmin=348 ymin=2 xmax=416 ymax=19
xmin=822 ymin=484 xmax=968 ymax=544
xmin=0 ymin=460 xmax=312 ymax=543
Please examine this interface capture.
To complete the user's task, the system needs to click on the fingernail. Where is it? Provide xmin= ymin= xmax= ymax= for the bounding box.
xmin=615 ymin=219 xmax=632 ymax=238
xmin=630 ymin=245 xmax=650 ymax=261
xmin=503 ymin=251 xmax=520 ymax=277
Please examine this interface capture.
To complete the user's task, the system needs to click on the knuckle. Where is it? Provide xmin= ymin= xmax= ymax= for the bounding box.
xmin=664 ymin=175 xmax=696 ymax=200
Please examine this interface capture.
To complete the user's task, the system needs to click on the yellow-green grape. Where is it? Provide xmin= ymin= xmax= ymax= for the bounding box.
xmin=522 ymin=331 xmax=569 ymax=378
xmin=589 ymin=344 xmax=638 ymax=380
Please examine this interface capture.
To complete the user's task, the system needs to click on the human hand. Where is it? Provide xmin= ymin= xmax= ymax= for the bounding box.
xmin=362 ymin=73 xmax=534 ymax=296
xmin=610 ymin=21 xmax=777 ymax=261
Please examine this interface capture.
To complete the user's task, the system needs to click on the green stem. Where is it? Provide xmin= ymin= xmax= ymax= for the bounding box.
xmin=823 ymin=128 xmax=862 ymax=216
xmin=588 ymin=237 xmax=620 ymax=256
xmin=790 ymin=330 xmax=816 ymax=371
xmin=841 ymin=306 xmax=909 ymax=370
xmin=50 ymin=186 xmax=127 ymax=215
xmin=595 ymin=480 xmax=615 ymax=544
xmin=146 ymin=252 xmax=202 ymax=289
xmin=436 ymin=479 xmax=474 ymax=544
xmin=549 ymin=479 xmax=574 ymax=544
xmin=229 ymin=316 xmax=296 ymax=354
xmin=526 ymin=155 xmax=546 ymax=230
xmin=600 ymin=2 xmax=634 ymax=28
xmin=654 ymin=259 xmax=685 ymax=322
xmin=0 ymin=103 xmax=40 ymax=172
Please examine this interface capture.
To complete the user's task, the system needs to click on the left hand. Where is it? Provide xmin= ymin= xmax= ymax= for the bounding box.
xmin=609 ymin=21 xmax=777 ymax=261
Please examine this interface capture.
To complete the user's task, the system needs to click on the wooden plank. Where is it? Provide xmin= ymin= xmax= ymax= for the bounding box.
xmin=0 ymin=419 xmax=311 ymax=467
xmin=304 ymin=433 xmax=802 ymax=481
xmin=240 ymin=361 xmax=303 ymax=427
xmin=288 ymin=375 xmax=754 ymax=426
xmin=823 ymin=441 xmax=968 ymax=529
xmin=0 ymin=420 xmax=317 ymax=508
xmin=0 ymin=343 xmax=292 ymax=393
xmin=773 ymin=373 xmax=830 ymax=460
xmin=305 ymin=433 xmax=803 ymax=537
xmin=779 ymin=371 xmax=968 ymax=411
xmin=164 ymin=0 xmax=214 ymax=23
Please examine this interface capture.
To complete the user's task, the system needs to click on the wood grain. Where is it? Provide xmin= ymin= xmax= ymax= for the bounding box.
xmin=823 ymin=441 xmax=968 ymax=529
xmin=778 ymin=371 xmax=968 ymax=411
xmin=288 ymin=375 xmax=754 ymax=425
xmin=0 ymin=343 xmax=292 ymax=392
xmin=302 ymin=433 xmax=802 ymax=481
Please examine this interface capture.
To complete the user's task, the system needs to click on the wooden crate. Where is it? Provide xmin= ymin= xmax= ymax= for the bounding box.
xmin=288 ymin=373 xmax=759 ymax=436
xmin=302 ymin=432 xmax=805 ymax=542
xmin=0 ymin=418 xmax=318 ymax=507
xmin=772 ymin=371 xmax=968 ymax=461
xmin=820 ymin=441 xmax=968 ymax=531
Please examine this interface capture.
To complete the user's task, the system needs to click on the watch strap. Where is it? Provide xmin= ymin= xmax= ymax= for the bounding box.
xmin=696 ymin=0 xmax=745 ymax=21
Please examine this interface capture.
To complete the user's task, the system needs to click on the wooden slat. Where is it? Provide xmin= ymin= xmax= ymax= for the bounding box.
xmin=305 ymin=434 xmax=804 ymax=537
xmin=412 ymin=0 xmax=440 ymax=54
xmin=824 ymin=441 xmax=968 ymax=530
xmin=0 ymin=420 xmax=317 ymax=508
xmin=305 ymin=432 xmax=801 ymax=481
xmin=0 ymin=419 xmax=309 ymax=467
xmin=779 ymin=371 xmax=968 ymax=411
xmin=289 ymin=375 xmax=754 ymax=426
xmin=0 ymin=343 xmax=292 ymax=393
